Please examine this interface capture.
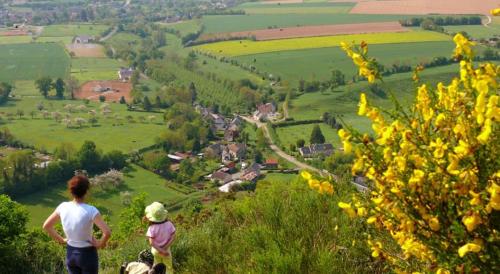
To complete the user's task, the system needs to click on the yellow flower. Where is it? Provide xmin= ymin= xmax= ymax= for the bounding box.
xmin=458 ymin=243 xmax=481 ymax=257
xmin=462 ymin=213 xmax=482 ymax=232
xmin=367 ymin=216 xmax=377 ymax=224
xmin=408 ymin=170 xmax=425 ymax=190
xmin=352 ymin=157 xmax=364 ymax=174
xmin=308 ymin=179 xmax=320 ymax=190
xmin=338 ymin=202 xmax=356 ymax=218
xmin=491 ymin=8 xmax=500 ymax=16
xmin=486 ymin=95 xmax=499 ymax=120
xmin=453 ymin=33 xmax=475 ymax=59
xmin=446 ymin=154 xmax=460 ymax=176
xmin=394 ymin=156 xmax=406 ymax=172
xmin=428 ymin=217 xmax=440 ymax=231
xmin=358 ymin=93 xmax=368 ymax=116
xmin=486 ymin=183 xmax=500 ymax=211
xmin=343 ymin=140 xmax=352 ymax=154
xmin=435 ymin=113 xmax=446 ymax=127
xmin=430 ymin=138 xmax=448 ymax=159
xmin=477 ymin=119 xmax=492 ymax=144
xmin=436 ymin=268 xmax=450 ymax=274
xmin=318 ymin=181 xmax=334 ymax=195
xmin=357 ymin=207 xmax=367 ymax=216
xmin=469 ymin=191 xmax=481 ymax=206
xmin=337 ymin=129 xmax=350 ymax=140
xmin=453 ymin=140 xmax=470 ymax=158
xmin=300 ymin=170 xmax=312 ymax=180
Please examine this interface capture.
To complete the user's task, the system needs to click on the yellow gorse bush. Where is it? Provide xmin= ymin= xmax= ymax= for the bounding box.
xmin=331 ymin=33 xmax=499 ymax=273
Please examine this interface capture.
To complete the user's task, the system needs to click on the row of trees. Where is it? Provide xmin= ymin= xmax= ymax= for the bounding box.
xmin=400 ymin=16 xmax=482 ymax=27
xmin=0 ymin=139 xmax=127 ymax=197
xmin=34 ymin=76 xmax=79 ymax=99
xmin=0 ymin=82 xmax=13 ymax=105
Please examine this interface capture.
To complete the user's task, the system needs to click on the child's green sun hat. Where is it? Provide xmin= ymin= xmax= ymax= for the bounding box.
xmin=145 ymin=202 xmax=168 ymax=223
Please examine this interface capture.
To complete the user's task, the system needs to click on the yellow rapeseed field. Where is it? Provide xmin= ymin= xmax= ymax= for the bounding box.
xmin=195 ymin=31 xmax=450 ymax=57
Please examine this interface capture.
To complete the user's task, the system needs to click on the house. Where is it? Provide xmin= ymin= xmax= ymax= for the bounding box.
xmin=264 ymin=158 xmax=279 ymax=169
xmin=299 ymin=143 xmax=334 ymax=158
xmin=118 ymin=67 xmax=134 ymax=82
xmin=241 ymin=163 xmax=261 ymax=182
xmin=227 ymin=143 xmax=246 ymax=160
xmin=204 ymin=143 xmax=224 ymax=159
xmin=73 ymin=35 xmax=94 ymax=44
xmin=218 ymin=180 xmax=243 ymax=193
xmin=224 ymin=124 xmax=240 ymax=142
xmin=211 ymin=171 xmax=233 ymax=184
xmin=253 ymin=102 xmax=278 ymax=121
xmin=209 ymin=113 xmax=227 ymax=132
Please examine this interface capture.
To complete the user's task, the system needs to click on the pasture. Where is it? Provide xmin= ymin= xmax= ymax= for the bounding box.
xmin=234 ymin=41 xmax=455 ymax=83
xmin=17 ymin=164 xmax=196 ymax=227
xmin=0 ymin=97 xmax=165 ymax=153
xmin=0 ymin=35 xmax=33 ymax=44
xmin=444 ymin=25 xmax=500 ymax=39
xmin=71 ymin=57 xmax=125 ymax=83
xmin=350 ymin=0 xmax=498 ymax=15
xmin=41 ymin=24 xmax=110 ymax=37
xmin=67 ymin=43 xmax=106 ymax=57
xmin=195 ymin=31 xmax=450 ymax=56
xmin=275 ymin=123 xmax=342 ymax=148
xmin=0 ymin=43 xmax=70 ymax=83
xmin=201 ymin=14 xmax=423 ymax=34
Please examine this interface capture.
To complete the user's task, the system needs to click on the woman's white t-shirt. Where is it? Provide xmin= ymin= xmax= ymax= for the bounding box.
xmin=56 ymin=201 xmax=99 ymax=248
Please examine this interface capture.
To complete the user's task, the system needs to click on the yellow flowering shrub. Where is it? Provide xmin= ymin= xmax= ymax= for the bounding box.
xmin=332 ymin=33 xmax=499 ymax=273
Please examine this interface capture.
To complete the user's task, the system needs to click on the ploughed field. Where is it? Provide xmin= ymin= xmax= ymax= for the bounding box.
xmin=199 ymin=21 xmax=408 ymax=41
xmin=350 ymin=0 xmax=499 ymax=15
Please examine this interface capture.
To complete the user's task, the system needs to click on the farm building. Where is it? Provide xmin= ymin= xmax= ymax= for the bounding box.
xmin=73 ymin=35 xmax=95 ymax=44
xmin=265 ymin=158 xmax=279 ymax=169
xmin=118 ymin=67 xmax=134 ymax=82
xmin=253 ymin=102 xmax=278 ymax=121
xmin=299 ymin=143 xmax=334 ymax=158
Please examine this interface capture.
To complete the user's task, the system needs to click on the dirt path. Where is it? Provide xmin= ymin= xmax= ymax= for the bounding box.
xmin=484 ymin=15 xmax=492 ymax=27
xmin=99 ymin=26 xmax=118 ymax=42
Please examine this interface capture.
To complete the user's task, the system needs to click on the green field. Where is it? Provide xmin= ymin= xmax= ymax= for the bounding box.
xmin=444 ymin=25 xmax=500 ymax=39
xmin=195 ymin=31 xmax=450 ymax=56
xmin=41 ymin=24 xmax=110 ymax=37
xmin=17 ymin=164 xmax=196 ymax=227
xmin=71 ymin=57 xmax=125 ymax=83
xmin=0 ymin=43 xmax=70 ymax=83
xmin=235 ymin=41 xmax=455 ymax=83
xmin=238 ymin=2 xmax=355 ymax=14
xmin=0 ymin=36 xmax=33 ymax=44
xmin=159 ymin=20 xmax=202 ymax=36
xmin=0 ymin=97 xmax=165 ymax=153
xmin=275 ymin=123 xmax=342 ymax=148
xmin=106 ymin=32 xmax=142 ymax=51
xmin=201 ymin=14 xmax=426 ymax=34
xmin=36 ymin=36 xmax=74 ymax=44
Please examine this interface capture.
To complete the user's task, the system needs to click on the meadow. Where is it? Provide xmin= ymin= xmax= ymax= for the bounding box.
xmin=201 ymin=14 xmax=423 ymax=34
xmin=194 ymin=31 xmax=450 ymax=56
xmin=275 ymin=123 xmax=341 ymax=148
xmin=0 ymin=43 xmax=70 ymax=83
xmin=17 ymin=164 xmax=197 ymax=227
xmin=444 ymin=25 xmax=500 ymax=39
xmin=41 ymin=24 xmax=110 ymax=37
xmin=239 ymin=2 xmax=355 ymax=14
xmin=159 ymin=20 xmax=202 ymax=36
xmin=0 ymin=35 xmax=33 ymax=44
xmin=0 ymin=97 xmax=166 ymax=153
xmin=235 ymin=41 xmax=455 ymax=83
xmin=71 ymin=57 xmax=125 ymax=83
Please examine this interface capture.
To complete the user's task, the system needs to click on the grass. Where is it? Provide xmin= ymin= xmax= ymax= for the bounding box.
xmin=16 ymin=164 xmax=194 ymax=227
xmin=201 ymin=14 xmax=431 ymax=34
xmin=238 ymin=2 xmax=355 ymax=14
xmin=0 ymin=36 xmax=33 ymax=44
xmin=234 ymin=41 xmax=455 ymax=84
xmin=70 ymin=57 xmax=125 ymax=83
xmin=0 ymin=97 xmax=166 ymax=153
xmin=444 ymin=25 xmax=500 ymax=39
xmin=159 ymin=20 xmax=202 ymax=36
xmin=41 ymin=24 xmax=110 ymax=37
xmin=105 ymin=32 xmax=142 ymax=51
xmin=35 ymin=36 xmax=74 ymax=44
xmin=194 ymin=31 xmax=450 ymax=56
xmin=0 ymin=43 xmax=70 ymax=83
xmin=275 ymin=123 xmax=341 ymax=148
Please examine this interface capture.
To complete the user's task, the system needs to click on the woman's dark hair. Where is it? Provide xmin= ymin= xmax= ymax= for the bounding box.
xmin=68 ymin=175 xmax=89 ymax=199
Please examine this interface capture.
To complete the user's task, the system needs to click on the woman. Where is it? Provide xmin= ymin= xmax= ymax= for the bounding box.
xmin=43 ymin=175 xmax=111 ymax=274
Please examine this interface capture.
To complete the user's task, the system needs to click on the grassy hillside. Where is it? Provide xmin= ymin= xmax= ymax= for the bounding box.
xmin=17 ymin=164 xmax=198 ymax=227
xmin=71 ymin=57 xmax=125 ymax=83
xmin=0 ymin=43 xmax=70 ymax=82
xmin=41 ymin=24 xmax=110 ymax=37
xmin=238 ymin=2 xmax=356 ymax=14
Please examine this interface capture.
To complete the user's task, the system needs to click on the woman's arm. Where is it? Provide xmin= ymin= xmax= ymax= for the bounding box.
xmin=42 ymin=211 xmax=66 ymax=245
xmin=91 ymin=213 xmax=111 ymax=249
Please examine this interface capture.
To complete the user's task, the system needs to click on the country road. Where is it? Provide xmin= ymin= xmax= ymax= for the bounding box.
xmin=241 ymin=116 xmax=326 ymax=175
xmin=241 ymin=115 xmax=368 ymax=191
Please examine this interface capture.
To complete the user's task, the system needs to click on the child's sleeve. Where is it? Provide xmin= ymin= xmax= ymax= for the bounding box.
xmin=146 ymin=225 xmax=154 ymax=238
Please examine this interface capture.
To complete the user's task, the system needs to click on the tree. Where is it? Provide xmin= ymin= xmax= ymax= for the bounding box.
xmin=54 ymin=78 xmax=65 ymax=99
xmin=330 ymin=69 xmax=345 ymax=90
xmin=143 ymin=96 xmax=152 ymax=111
xmin=256 ymin=128 xmax=267 ymax=150
xmin=119 ymin=96 xmax=126 ymax=104
xmin=99 ymin=95 xmax=106 ymax=102
xmin=309 ymin=125 xmax=325 ymax=144
xmin=254 ymin=150 xmax=263 ymax=164
xmin=131 ymin=70 xmax=140 ymax=86
xmin=296 ymin=139 xmax=305 ymax=148
xmin=188 ymin=82 xmax=197 ymax=104
xmin=0 ymin=195 xmax=28 ymax=243
xmin=0 ymin=82 xmax=13 ymax=105
xmin=103 ymin=150 xmax=127 ymax=170
xmin=155 ymin=95 xmax=162 ymax=108
xmin=35 ymin=77 xmax=52 ymax=97
xmin=65 ymin=77 xmax=79 ymax=100
xmin=77 ymin=141 xmax=102 ymax=174
xmin=54 ymin=142 xmax=76 ymax=161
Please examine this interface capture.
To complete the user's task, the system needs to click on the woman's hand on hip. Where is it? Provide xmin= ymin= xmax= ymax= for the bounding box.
xmin=90 ymin=237 xmax=106 ymax=249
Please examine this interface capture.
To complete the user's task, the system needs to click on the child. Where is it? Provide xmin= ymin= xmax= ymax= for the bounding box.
xmin=144 ymin=202 xmax=176 ymax=274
